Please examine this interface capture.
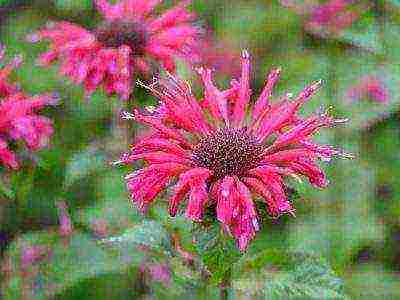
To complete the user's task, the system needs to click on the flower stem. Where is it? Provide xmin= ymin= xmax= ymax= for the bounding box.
xmin=219 ymin=285 xmax=229 ymax=300
xmin=219 ymin=272 xmax=231 ymax=300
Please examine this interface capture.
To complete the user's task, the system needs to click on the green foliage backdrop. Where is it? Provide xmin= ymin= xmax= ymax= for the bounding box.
xmin=1 ymin=0 xmax=399 ymax=299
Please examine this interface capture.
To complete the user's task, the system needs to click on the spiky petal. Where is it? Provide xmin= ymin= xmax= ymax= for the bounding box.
xmin=119 ymin=52 xmax=351 ymax=251
xmin=29 ymin=0 xmax=201 ymax=100
xmin=0 ymin=51 xmax=55 ymax=169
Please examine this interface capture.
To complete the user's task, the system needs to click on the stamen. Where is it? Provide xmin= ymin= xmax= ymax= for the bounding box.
xmin=121 ymin=111 xmax=135 ymax=120
xmin=95 ymin=21 xmax=148 ymax=55
xmin=337 ymin=150 xmax=355 ymax=159
xmin=192 ymin=127 xmax=264 ymax=180
xmin=332 ymin=118 xmax=350 ymax=124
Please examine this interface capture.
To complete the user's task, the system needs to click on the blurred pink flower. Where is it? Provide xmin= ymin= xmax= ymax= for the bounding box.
xmin=0 ymin=49 xmax=56 ymax=169
xmin=139 ymin=261 xmax=171 ymax=287
xmin=90 ymin=218 xmax=109 ymax=238
xmin=56 ymin=201 xmax=73 ymax=237
xmin=148 ymin=263 xmax=171 ymax=286
xmin=347 ymin=75 xmax=389 ymax=104
xmin=29 ymin=0 xmax=201 ymax=100
xmin=20 ymin=245 xmax=50 ymax=270
xmin=118 ymin=51 xmax=351 ymax=251
xmin=307 ymin=0 xmax=359 ymax=34
xmin=197 ymin=30 xmax=240 ymax=77
xmin=281 ymin=0 xmax=363 ymax=36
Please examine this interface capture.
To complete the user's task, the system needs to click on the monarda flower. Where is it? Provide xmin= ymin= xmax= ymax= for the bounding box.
xmin=28 ymin=0 xmax=201 ymax=100
xmin=118 ymin=51 xmax=351 ymax=251
xmin=0 ymin=49 xmax=56 ymax=169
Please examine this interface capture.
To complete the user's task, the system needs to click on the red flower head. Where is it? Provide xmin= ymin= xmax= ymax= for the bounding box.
xmin=118 ymin=51 xmax=352 ymax=251
xmin=0 ymin=48 xmax=56 ymax=169
xmin=28 ymin=0 xmax=201 ymax=100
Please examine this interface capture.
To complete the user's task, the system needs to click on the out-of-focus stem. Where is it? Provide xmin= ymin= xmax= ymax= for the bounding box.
xmin=219 ymin=276 xmax=230 ymax=300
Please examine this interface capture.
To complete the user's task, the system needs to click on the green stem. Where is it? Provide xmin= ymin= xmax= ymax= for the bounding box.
xmin=219 ymin=281 xmax=229 ymax=300
xmin=219 ymin=270 xmax=231 ymax=300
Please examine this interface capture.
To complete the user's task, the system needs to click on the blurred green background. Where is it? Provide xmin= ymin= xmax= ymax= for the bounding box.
xmin=0 ymin=0 xmax=400 ymax=299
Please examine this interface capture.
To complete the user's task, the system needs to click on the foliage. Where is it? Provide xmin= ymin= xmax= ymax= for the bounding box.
xmin=233 ymin=251 xmax=347 ymax=299
xmin=1 ymin=0 xmax=400 ymax=299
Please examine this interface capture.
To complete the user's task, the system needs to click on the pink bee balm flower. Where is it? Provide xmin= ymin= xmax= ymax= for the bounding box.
xmin=139 ymin=261 xmax=172 ymax=287
xmin=147 ymin=263 xmax=172 ymax=286
xmin=118 ymin=51 xmax=352 ymax=251
xmin=20 ymin=244 xmax=51 ymax=270
xmin=347 ymin=75 xmax=389 ymax=104
xmin=28 ymin=0 xmax=201 ymax=100
xmin=308 ymin=0 xmax=357 ymax=31
xmin=196 ymin=29 xmax=240 ymax=77
xmin=0 ymin=49 xmax=56 ymax=169
xmin=56 ymin=201 xmax=74 ymax=237
xmin=281 ymin=0 xmax=363 ymax=36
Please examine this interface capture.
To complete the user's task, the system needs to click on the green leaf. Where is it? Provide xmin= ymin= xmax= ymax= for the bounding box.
xmin=264 ymin=254 xmax=347 ymax=299
xmin=345 ymin=264 xmax=400 ymax=299
xmin=2 ymin=232 xmax=135 ymax=300
xmin=64 ymin=146 xmax=107 ymax=188
xmin=101 ymin=220 xmax=173 ymax=256
xmin=53 ymin=0 xmax=92 ymax=11
xmin=149 ymin=257 xmax=211 ymax=300
xmin=0 ymin=0 xmax=12 ymax=6
xmin=338 ymin=21 xmax=382 ymax=53
xmin=232 ymin=251 xmax=348 ymax=300
xmin=288 ymin=162 xmax=384 ymax=269
xmin=192 ymin=222 xmax=242 ymax=285
xmin=0 ymin=175 xmax=14 ymax=199
xmin=387 ymin=0 xmax=400 ymax=6
xmin=77 ymin=169 xmax=143 ymax=236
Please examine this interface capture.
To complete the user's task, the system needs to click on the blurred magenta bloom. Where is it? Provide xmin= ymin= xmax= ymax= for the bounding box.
xmin=147 ymin=263 xmax=171 ymax=286
xmin=0 ymin=49 xmax=55 ymax=169
xmin=197 ymin=30 xmax=240 ymax=77
xmin=90 ymin=218 xmax=109 ymax=238
xmin=118 ymin=51 xmax=351 ymax=251
xmin=56 ymin=201 xmax=73 ymax=237
xmin=29 ymin=0 xmax=201 ymax=100
xmin=139 ymin=261 xmax=171 ymax=287
xmin=281 ymin=0 xmax=362 ymax=36
xmin=20 ymin=245 xmax=50 ymax=270
xmin=307 ymin=0 xmax=359 ymax=34
xmin=347 ymin=75 xmax=389 ymax=104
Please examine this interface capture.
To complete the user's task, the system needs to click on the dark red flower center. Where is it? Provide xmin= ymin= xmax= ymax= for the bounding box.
xmin=95 ymin=21 xmax=147 ymax=55
xmin=192 ymin=127 xmax=264 ymax=180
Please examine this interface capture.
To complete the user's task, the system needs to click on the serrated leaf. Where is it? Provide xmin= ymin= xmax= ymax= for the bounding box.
xmin=193 ymin=222 xmax=242 ymax=284
xmin=265 ymin=254 xmax=346 ymax=299
xmin=232 ymin=251 xmax=348 ymax=300
xmin=102 ymin=220 xmax=173 ymax=256
xmin=64 ymin=146 xmax=107 ymax=188
xmin=149 ymin=257 xmax=207 ymax=300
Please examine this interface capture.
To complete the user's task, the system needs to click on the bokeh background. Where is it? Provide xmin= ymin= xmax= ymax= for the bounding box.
xmin=0 ymin=0 xmax=399 ymax=299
